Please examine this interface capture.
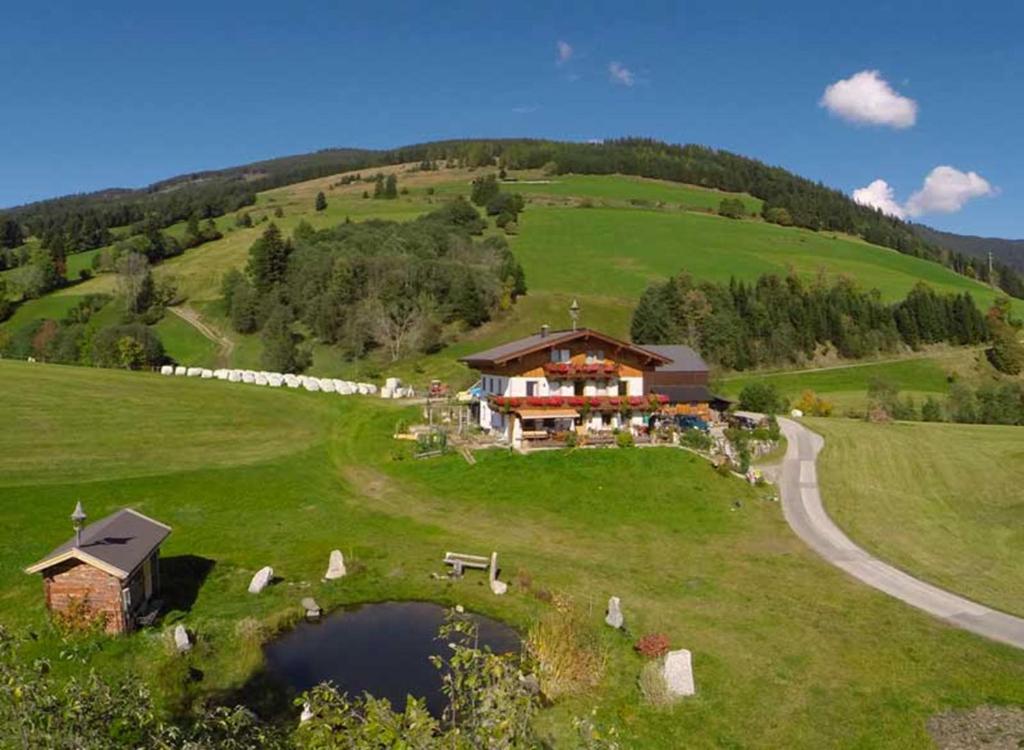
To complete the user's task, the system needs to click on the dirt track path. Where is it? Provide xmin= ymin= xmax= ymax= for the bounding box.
xmin=169 ymin=305 xmax=235 ymax=368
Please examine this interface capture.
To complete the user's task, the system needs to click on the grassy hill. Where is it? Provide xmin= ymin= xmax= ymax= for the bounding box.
xmin=811 ymin=418 xmax=1024 ymax=618
xmin=3 ymin=167 xmax=1017 ymax=384
xmin=2 ymin=359 xmax=1023 ymax=747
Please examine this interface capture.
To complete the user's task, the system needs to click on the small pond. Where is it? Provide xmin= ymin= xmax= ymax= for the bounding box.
xmin=262 ymin=601 xmax=520 ymax=717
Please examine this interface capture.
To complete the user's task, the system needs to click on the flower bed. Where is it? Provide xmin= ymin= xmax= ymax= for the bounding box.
xmin=542 ymin=362 xmax=618 ymax=378
xmin=491 ymin=394 xmax=668 ymax=410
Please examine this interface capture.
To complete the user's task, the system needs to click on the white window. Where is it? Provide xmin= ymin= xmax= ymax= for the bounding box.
xmin=586 ymin=350 xmax=605 ymax=363
xmin=550 ymin=349 xmax=570 ymax=363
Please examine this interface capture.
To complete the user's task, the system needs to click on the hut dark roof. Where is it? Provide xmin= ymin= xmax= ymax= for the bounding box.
xmin=25 ymin=509 xmax=171 ymax=579
xmin=643 ymin=344 xmax=709 ymax=373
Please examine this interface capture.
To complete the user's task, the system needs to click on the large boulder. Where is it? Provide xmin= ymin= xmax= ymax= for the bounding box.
xmin=662 ymin=649 xmax=695 ymax=698
xmin=248 ymin=566 xmax=274 ymax=594
xmin=324 ymin=550 xmax=346 ymax=580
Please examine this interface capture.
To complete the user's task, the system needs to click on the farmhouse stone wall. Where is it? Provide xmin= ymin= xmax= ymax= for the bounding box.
xmin=43 ymin=559 xmax=126 ymax=634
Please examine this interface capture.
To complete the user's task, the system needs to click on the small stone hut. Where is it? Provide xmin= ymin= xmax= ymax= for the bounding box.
xmin=25 ymin=507 xmax=171 ymax=634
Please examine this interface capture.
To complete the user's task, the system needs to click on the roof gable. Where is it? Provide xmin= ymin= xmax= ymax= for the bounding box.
xmin=25 ymin=508 xmax=171 ymax=579
xmin=460 ymin=328 xmax=672 ymax=368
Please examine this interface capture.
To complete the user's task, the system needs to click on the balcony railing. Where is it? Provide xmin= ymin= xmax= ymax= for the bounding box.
xmin=490 ymin=394 xmax=669 ymax=411
xmin=542 ymin=362 xmax=618 ymax=379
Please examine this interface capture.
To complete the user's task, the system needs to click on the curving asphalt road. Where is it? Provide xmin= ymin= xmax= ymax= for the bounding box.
xmin=777 ymin=417 xmax=1024 ymax=650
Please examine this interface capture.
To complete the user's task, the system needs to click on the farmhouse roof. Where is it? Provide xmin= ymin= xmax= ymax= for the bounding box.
xmin=642 ymin=344 xmax=709 ymax=373
xmin=25 ymin=508 xmax=171 ymax=580
xmin=459 ymin=328 xmax=672 ymax=368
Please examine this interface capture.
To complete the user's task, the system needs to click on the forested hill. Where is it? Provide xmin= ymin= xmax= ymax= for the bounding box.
xmin=914 ymin=225 xmax=1024 ymax=274
xmin=2 ymin=137 xmax=1021 ymax=298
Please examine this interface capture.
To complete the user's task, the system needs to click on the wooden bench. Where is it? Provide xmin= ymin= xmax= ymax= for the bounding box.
xmin=444 ymin=551 xmax=495 ymax=578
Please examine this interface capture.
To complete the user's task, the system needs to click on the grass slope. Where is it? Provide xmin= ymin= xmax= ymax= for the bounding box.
xmin=1 ymin=360 xmax=1023 ymax=748
xmin=811 ymin=418 xmax=1024 ymax=618
xmin=3 ymin=168 xmax=1015 ymax=383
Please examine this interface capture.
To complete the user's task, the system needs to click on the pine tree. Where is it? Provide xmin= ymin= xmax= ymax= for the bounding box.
xmin=246 ymin=223 xmax=290 ymax=293
xmin=630 ymin=285 xmax=670 ymax=344
xmin=315 ymin=191 xmax=327 ymax=211
xmin=384 ymin=175 xmax=398 ymax=199
xmin=260 ymin=304 xmax=307 ymax=372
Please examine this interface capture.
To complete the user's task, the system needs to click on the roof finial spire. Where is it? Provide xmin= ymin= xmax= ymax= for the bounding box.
xmin=71 ymin=501 xmax=87 ymax=548
xmin=569 ymin=299 xmax=580 ymax=332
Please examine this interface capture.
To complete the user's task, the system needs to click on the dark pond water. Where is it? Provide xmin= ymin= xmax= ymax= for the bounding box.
xmin=262 ymin=601 xmax=520 ymax=717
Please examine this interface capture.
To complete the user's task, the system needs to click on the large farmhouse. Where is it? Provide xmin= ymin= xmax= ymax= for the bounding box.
xmin=460 ymin=325 xmax=715 ymax=447
xmin=25 ymin=506 xmax=171 ymax=634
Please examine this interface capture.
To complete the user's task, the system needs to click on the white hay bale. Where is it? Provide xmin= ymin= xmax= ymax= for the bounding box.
xmin=200 ymin=369 xmax=214 ymax=379
xmin=380 ymin=387 xmax=393 ymax=399
xmin=228 ymin=370 xmax=242 ymax=383
xmin=214 ymin=369 xmax=228 ymax=380
xmin=174 ymin=366 xmax=187 ymax=376
xmin=186 ymin=367 xmax=202 ymax=377
xmin=254 ymin=373 xmax=268 ymax=386
xmin=284 ymin=374 xmax=301 ymax=388
xmin=384 ymin=377 xmax=401 ymax=391
xmin=268 ymin=374 xmax=283 ymax=388
xmin=318 ymin=378 xmax=336 ymax=393
xmin=303 ymin=379 xmax=320 ymax=392
xmin=160 ymin=365 xmax=174 ymax=376
xmin=242 ymin=371 xmax=256 ymax=384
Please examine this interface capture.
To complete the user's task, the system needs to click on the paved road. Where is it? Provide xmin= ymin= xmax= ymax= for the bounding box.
xmin=777 ymin=417 xmax=1024 ymax=650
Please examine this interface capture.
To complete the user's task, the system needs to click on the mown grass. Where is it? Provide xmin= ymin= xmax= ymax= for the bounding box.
xmin=1 ymin=360 xmax=1023 ymax=747
xmin=811 ymin=417 xmax=1024 ymax=618
xmin=152 ymin=312 xmax=219 ymax=368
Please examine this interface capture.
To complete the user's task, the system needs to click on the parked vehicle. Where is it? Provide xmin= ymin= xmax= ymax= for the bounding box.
xmin=674 ymin=415 xmax=709 ymax=432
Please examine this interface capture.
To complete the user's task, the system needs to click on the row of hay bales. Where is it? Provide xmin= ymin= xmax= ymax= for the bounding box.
xmin=159 ymin=365 xmax=378 ymax=395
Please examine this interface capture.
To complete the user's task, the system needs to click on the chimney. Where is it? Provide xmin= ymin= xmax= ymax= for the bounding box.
xmin=540 ymin=324 xmax=550 ymax=338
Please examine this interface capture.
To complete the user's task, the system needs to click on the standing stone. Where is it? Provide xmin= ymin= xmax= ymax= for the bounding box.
xmin=302 ymin=597 xmax=322 ymax=618
xmin=662 ymin=649 xmax=696 ymax=698
xmin=605 ymin=596 xmax=624 ymax=629
xmin=173 ymin=624 xmax=191 ymax=653
xmin=248 ymin=566 xmax=274 ymax=594
xmin=324 ymin=550 xmax=346 ymax=580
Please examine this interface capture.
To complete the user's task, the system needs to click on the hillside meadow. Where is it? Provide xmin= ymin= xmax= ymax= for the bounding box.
xmin=811 ymin=417 xmax=1024 ymax=619
xmin=2 ymin=167 xmax=1017 ymax=388
xmin=1 ymin=359 xmax=1024 ymax=747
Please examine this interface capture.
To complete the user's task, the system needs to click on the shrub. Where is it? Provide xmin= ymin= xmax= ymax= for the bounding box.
xmin=680 ymin=429 xmax=712 ymax=451
xmin=564 ymin=430 xmax=578 ymax=448
xmin=615 ymin=431 xmax=635 ymax=449
xmin=718 ymin=197 xmax=746 ymax=219
xmin=738 ymin=382 xmax=786 ymax=414
xmin=634 ymin=633 xmax=671 ymax=659
xmin=526 ymin=595 xmax=606 ymax=699
xmin=794 ymin=389 xmax=834 ymax=417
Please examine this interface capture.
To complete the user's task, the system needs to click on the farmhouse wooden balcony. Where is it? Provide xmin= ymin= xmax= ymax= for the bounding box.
xmin=490 ymin=394 xmax=669 ymax=412
xmin=542 ymin=362 xmax=618 ymax=379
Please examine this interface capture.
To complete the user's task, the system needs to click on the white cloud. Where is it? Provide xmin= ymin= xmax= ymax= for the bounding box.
xmin=556 ymin=40 xmax=573 ymax=64
xmin=820 ymin=70 xmax=917 ymax=129
xmin=853 ymin=166 xmax=995 ymax=219
xmin=608 ymin=61 xmax=634 ymax=87
xmin=904 ymin=166 xmax=995 ymax=216
xmin=853 ymin=179 xmax=905 ymax=219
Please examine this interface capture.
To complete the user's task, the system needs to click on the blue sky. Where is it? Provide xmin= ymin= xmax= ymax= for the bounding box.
xmin=2 ymin=0 xmax=1022 ymax=237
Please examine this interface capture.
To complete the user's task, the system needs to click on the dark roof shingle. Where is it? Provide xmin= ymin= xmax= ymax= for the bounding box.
xmin=643 ymin=344 xmax=709 ymax=373
xmin=26 ymin=509 xmax=171 ymax=578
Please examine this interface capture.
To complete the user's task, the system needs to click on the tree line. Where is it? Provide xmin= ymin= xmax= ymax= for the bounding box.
xmin=631 ymin=271 xmax=990 ymax=370
xmin=221 ymin=198 xmax=527 ymax=372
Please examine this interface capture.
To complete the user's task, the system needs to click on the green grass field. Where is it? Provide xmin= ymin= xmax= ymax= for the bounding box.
xmin=811 ymin=418 xmax=1024 ymax=619
xmin=1 ymin=359 xmax=1023 ymax=747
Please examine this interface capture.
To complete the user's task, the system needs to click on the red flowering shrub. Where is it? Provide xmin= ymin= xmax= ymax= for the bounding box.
xmin=633 ymin=633 xmax=671 ymax=659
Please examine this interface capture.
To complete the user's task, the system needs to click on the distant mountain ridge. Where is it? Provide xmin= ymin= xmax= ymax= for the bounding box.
xmin=914 ymin=225 xmax=1024 ymax=274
